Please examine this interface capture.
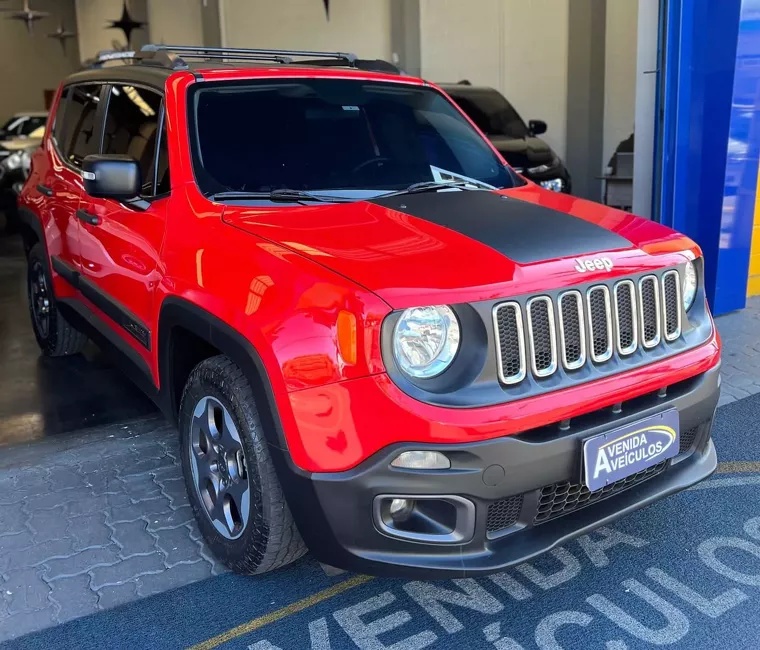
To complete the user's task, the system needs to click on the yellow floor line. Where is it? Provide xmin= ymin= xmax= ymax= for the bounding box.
xmin=187 ymin=573 xmax=374 ymax=650
xmin=715 ymin=461 xmax=760 ymax=474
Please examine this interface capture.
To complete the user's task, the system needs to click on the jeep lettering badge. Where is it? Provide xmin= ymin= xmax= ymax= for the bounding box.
xmin=574 ymin=256 xmax=614 ymax=273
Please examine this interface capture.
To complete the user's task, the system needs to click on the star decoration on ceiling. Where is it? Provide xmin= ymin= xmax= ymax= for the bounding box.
xmin=107 ymin=1 xmax=146 ymax=47
xmin=322 ymin=0 xmax=329 ymax=19
xmin=47 ymin=21 xmax=77 ymax=50
xmin=6 ymin=0 xmax=50 ymax=35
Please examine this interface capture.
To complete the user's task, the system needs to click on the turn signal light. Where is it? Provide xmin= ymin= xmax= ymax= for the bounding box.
xmin=337 ymin=310 xmax=357 ymax=365
xmin=391 ymin=451 xmax=450 ymax=470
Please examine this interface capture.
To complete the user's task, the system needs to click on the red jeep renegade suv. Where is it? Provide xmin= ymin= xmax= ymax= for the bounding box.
xmin=17 ymin=45 xmax=720 ymax=578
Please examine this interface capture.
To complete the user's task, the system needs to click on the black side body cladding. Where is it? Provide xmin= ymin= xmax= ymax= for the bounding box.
xmin=51 ymin=256 xmax=151 ymax=350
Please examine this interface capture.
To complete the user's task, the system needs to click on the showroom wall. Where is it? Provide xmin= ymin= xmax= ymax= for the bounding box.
xmin=603 ymin=0 xmax=638 ymax=171
xmin=147 ymin=0 xmax=204 ymax=46
xmin=75 ymin=0 xmax=149 ymax=61
xmin=219 ymin=0 xmax=392 ymax=60
xmin=419 ymin=0 xmax=570 ymax=161
xmin=0 ymin=0 xmax=80 ymax=122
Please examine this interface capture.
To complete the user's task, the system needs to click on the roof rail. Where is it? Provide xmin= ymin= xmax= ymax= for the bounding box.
xmin=300 ymin=58 xmax=402 ymax=75
xmin=136 ymin=44 xmax=357 ymax=70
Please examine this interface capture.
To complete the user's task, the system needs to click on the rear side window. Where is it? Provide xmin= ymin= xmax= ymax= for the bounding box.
xmin=52 ymin=89 xmax=70 ymax=146
xmin=102 ymin=85 xmax=164 ymax=195
xmin=60 ymin=84 xmax=102 ymax=167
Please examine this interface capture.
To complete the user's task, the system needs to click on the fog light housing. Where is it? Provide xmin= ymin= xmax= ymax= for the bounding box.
xmin=391 ymin=450 xmax=450 ymax=470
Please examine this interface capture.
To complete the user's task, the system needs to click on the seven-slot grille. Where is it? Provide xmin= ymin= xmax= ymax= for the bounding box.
xmin=494 ymin=270 xmax=682 ymax=384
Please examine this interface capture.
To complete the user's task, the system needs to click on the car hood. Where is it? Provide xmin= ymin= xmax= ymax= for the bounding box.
xmin=222 ymin=185 xmax=696 ymax=309
xmin=489 ymin=135 xmax=554 ymax=169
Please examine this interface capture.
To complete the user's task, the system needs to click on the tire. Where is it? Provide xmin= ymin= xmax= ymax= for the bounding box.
xmin=27 ymin=243 xmax=88 ymax=356
xmin=179 ymin=355 xmax=307 ymax=574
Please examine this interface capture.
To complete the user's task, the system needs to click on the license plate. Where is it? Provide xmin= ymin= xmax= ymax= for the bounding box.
xmin=583 ymin=410 xmax=680 ymax=492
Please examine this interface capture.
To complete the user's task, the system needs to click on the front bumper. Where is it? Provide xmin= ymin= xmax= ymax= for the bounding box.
xmin=283 ymin=363 xmax=719 ymax=578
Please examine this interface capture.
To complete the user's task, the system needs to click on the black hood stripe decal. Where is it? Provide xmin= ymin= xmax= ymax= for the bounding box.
xmin=369 ymin=191 xmax=632 ymax=264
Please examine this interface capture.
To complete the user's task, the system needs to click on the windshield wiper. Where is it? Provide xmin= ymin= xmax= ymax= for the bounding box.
xmin=208 ymin=189 xmax=355 ymax=203
xmin=381 ymin=180 xmax=485 ymax=198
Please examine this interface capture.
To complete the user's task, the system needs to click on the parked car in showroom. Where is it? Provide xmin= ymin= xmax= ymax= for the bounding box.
xmin=439 ymin=82 xmax=572 ymax=193
xmin=0 ymin=111 xmax=47 ymax=143
xmin=17 ymin=45 xmax=718 ymax=578
xmin=0 ymin=125 xmax=44 ymax=231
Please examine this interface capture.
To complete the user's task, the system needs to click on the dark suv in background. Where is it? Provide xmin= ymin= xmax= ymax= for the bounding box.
xmin=440 ymin=82 xmax=571 ymax=193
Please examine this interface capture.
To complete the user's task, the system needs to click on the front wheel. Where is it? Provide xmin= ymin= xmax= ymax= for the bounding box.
xmin=179 ymin=355 xmax=306 ymax=574
xmin=27 ymin=243 xmax=87 ymax=356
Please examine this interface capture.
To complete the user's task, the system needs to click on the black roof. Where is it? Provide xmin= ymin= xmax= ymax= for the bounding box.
xmin=70 ymin=45 xmax=403 ymax=88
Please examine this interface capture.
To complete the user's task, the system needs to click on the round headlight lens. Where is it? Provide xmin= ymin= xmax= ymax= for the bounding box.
xmin=393 ymin=305 xmax=460 ymax=378
xmin=683 ymin=261 xmax=697 ymax=311
xmin=4 ymin=152 xmax=23 ymax=170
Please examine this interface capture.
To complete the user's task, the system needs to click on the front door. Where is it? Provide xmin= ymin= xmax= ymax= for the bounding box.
xmin=45 ymin=83 xmax=102 ymax=274
xmin=77 ymin=84 xmax=169 ymax=363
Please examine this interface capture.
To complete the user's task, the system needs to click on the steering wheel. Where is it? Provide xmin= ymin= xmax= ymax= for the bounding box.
xmin=352 ymin=157 xmax=390 ymax=174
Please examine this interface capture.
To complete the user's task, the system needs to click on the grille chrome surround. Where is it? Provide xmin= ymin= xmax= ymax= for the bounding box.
xmin=493 ymin=268 xmax=684 ymax=386
xmin=558 ymin=291 xmax=586 ymax=370
xmin=586 ymin=285 xmax=613 ymax=363
xmin=638 ymin=275 xmax=662 ymax=349
xmin=613 ymin=280 xmax=638 ymax=356
xmin=526 ymin=296 xmax=558 ymax=377
xmin=662 ymin=270 xmax=682 ymax=341
xmin=492 ymin=302 xmax=527 ymax=385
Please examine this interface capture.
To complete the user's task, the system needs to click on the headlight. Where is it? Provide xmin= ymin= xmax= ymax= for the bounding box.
xmin=393 ymin=305 xmax=460 ymax=378
xmin=4 ymin=152 xmax=24 ymax=170
xmin=539 ymin=178 xmax=564 ymax=192
xmin=683 ymin=261 xmax=697 ymax=311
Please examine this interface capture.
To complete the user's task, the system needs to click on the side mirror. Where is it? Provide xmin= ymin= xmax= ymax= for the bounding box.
xmin=82 ymin=154 xmax=141 ymax=200
xmin=528 ymin=119 xmax=547 ymax=136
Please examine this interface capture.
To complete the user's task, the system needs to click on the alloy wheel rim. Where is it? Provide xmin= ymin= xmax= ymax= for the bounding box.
xmin=30 ymin=261 xmax=51 ymax=338
xmin=189 ymin=396 xmax=250 ymax=540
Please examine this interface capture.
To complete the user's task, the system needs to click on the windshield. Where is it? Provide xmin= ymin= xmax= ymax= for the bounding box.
xmin=445 ymin=88 xmax=529 ymax=139
xmin=188 ymin=79 xmax=514 ymax=196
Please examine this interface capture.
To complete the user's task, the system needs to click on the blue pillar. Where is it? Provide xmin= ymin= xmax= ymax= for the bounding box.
xmin=659 ymin=0 xmax=750 ymax=314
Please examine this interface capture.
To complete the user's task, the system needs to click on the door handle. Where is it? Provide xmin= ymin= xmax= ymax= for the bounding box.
xmin=76 ymin=209 xmax=100 ymax=226
xmin=36 ymin=184 xmax=53 ymax=197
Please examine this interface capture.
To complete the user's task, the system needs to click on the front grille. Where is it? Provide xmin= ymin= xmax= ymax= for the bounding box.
xmin=587 ymin=286 xmax=613 ymax=362
xmin=534 ymin=461 xmax=667 ymax=525
xmin=639 ymin=276 xmax=661 ymax=348
xmin=662 ymin=271 xmax=681 ymax=341
xmin=494 ymin=302 xmax=526 ymax=384
xmin=527 ymin=297 xmax=557 ymax=376
xmin=559 ymin=291 xmax=585 ymax=369
xmin=494 ymin=269 xmax=682 ymax=384
xmin=614 ymin=281 xmax=637 ymax=355
xmin=486 ymin=494 xmax=523 ymax=534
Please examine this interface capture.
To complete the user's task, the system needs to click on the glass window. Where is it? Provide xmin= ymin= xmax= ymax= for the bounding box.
xmin=153 ymin=125 xmax=170 ymax=195
xmin=188 ymin=79 xmax=514 ymax=197
xmin=61 ymin=84 xmax=102 ymax=167
xmin=445 ymin=88 xmax=529 ymax=139
xmin=20 ymin=116 xmax=46 ymax=136
xmin=103 ymin=85 xmax=164 ymax=195
xmin=52 ymin=89 xmax=70 ymax=146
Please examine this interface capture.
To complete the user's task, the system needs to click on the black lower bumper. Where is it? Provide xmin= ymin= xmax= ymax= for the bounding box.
xmin=284 ymin=363 xmax=720 ymax=578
